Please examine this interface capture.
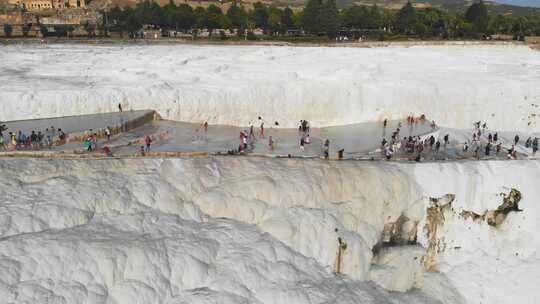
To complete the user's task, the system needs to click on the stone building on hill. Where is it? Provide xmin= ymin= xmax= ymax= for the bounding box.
xmin=0 ymin=7 xmax=100 ymax=37
xmin=8 ymin=0 xmax=85 ymax=10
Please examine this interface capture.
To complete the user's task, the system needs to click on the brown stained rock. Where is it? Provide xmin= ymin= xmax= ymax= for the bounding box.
xmin=381 ymin=214 xmax=408 ymax=245
xmin=373 ymin=215 xmax=420 ymax=257
xmin=421 ymin=189 xmax=522 ymax=272
xmin=486 ymin=188 xmax=522 ymax=227
xmin=460 ymin=210 xmax=484 ymax=222
xmin=423 ymin=194 xmax=455 ymax=271
xmin=460 ymin=188 xmax=522 ymax=228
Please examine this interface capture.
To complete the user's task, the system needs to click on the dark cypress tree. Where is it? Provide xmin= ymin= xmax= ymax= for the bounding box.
xmin=108 ymin=6 xmax=124 ymax=27
xmin=227 ymin=1 xmax=247 ymax=29
xmin=465 ymin=0 xmax=488 ymax=33
xmin=162 ymin=0 xmax=177 ymax=29
xmin=205 ymin=5 xmax=225 ymax=36
xmin=322 ymin=0 xmax=340 ymax=38
xmin=368 ymin=4 xmax=382 ymax=29
xmin=281 ymin=6 xmax=294 ymax=29
xmin=395 ymin=1 xmax=416 ymax=34
xmin=125 ymin=13 xmax=142 ymax=36
xmin=251 ymin=2 xmax=269 ymax=29
xmin=193 ymin=7 xmax=206 ymax=29
xmin=176 ymin=4 xmax=195 ymax=31
xmin=302 ymin=0 xmax=323 ymax=34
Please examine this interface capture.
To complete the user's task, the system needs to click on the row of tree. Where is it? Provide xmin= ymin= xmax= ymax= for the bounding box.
xmin=388 ymin=1 xmax=538 ymax=38
xmin=108 ymin=0 xmax=297 ymax=36
xmin=106 ymin=0 xmax=540 ymax=39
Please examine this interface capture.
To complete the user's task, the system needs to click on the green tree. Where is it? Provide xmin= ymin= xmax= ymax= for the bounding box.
xmin=176 ymin=4 xmax=195 ymax=31
xmin=162 ymin=0 xmax=177 ymax=29
xmin=367 ymin=5 xmax=382 ymax=29
xmin=251 ymin=2 xmax=269 ymax=28
xmin=205 ymin=5 xmax=225 ymax=37
xmin=133 ymin=0 xmax=163 ymax=27
xmin=267 ymin=7 xmax=282 ymax=33
xmin=511 ymin=16 xmax=527 ymax=38
xmin=422 ymin=8 xmax=445 ymax=36
xmin=227 ymin=1 xmax=247 ymax=28
xmin=465 ymin=0 xmax=488 ymax=34
xmin=322 ymin=0 xmax=339 ymax=38
xmin=341 ymin=6 xmax=364 ymax=29
xmin=302 ymin=0 xmax=323 ymax=34
xmin=413 ymin=21 xmax=428 ymax=38
xmin=381 ymin=8 xmax=395 ymax=31
xmin=445 ymin=13 xmax=460 ymax=38
xmin=194 ymin=6 xmax=206 ymax=28
xmin=281 ymin=7 xmax=294 ymax=29
xmin=489 ymin=14 xmax=511 ymax=34
xmin=293 ymin=11 xmax=303 ymax=29
xmin=134 ymin=0 xmax=151 ymax=25
xmin=125 ymin=7 xmax=142 ymax=37
xmin=395 ymin=1 xmax=416 ymax=34
xmin=455 ymin=18 xmax=476 ymax=38
xmin=150 ymin=1 xmax=164 ymax=27
xmin=108 ymin=6 xmax=125 ymax=26
xmin=341 ymin=5 xmax=382 ymax=29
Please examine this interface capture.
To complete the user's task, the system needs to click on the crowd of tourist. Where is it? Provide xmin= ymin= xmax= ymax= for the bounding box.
xmin=1 ymin=115 xmax=538 ymax=161
xmin=380 ymin=115 xmax=432 ymax=161
xmin=378 ymin=117 xmax=539 ymax=162
xmin=0 ymin=126 xmax=66 ymax=151
xmin=463 ymin=121 xmax=538 ymax=160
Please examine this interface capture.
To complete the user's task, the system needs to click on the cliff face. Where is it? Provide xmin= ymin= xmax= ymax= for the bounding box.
xmin=0 ymin=43 xmax=538 ymax=304
xmin=0 ymin=157 xmax=537 ymax=303
xmin=1 ymin=44 xmax=539 ymax=132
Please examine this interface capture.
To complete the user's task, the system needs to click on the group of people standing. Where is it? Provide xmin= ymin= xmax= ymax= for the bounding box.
xmin=82 ymin=125 xmax=152 ymax=156
xmin=0 ymin=126 xmax=66 ymax=151
xmin=83 ymin=129 xmax=99 ymax=152
xmin=466 ymin=121 xmax=513 ymax=159
xmin=524 ymin=136 xmax=539 ymax=156
xmin=466 ymin=123 xmax=504 ymax=159
xmin=381 ymin=116 xmax=434 ymax=161
xmin=398 ymin=133 xmax=448 ymax=161
xmin=299 ymin=120 xmax=312 ymax=152
xmin=234 ymin=117 xmax=335 ymax=158
xmin=462 ymin=121 xmax=540 ymax=160
xmin=83 ymin=126 xmax=114 ymax=152
xmin=381 ymin=119 xmax=400 ymax=160
xmin=382 ymin=117 xmax=540 ymax=161
xmin=298 ymin=119 xmax=332 ymax=159
xmin=238 ymin=117 xmax=289 ymax=153
xmin=238 ymin=117 xmax=266 ymax=153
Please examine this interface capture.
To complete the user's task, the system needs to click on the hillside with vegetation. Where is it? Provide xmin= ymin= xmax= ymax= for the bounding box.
xmin=104 ymin=0 xmax=540 ymax=41
xmin=88 ymin=0 xmax=540 ymax=15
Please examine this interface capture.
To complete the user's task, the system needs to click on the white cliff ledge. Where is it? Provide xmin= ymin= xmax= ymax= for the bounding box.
xmin=0 ymin=157 xmax=537 ymax=304
xmin=1 ymin=44 xmax=539 ymax=131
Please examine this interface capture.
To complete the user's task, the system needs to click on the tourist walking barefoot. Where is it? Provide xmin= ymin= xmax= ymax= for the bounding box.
xmin=145 ymin=135 xmax=152 ymax=152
